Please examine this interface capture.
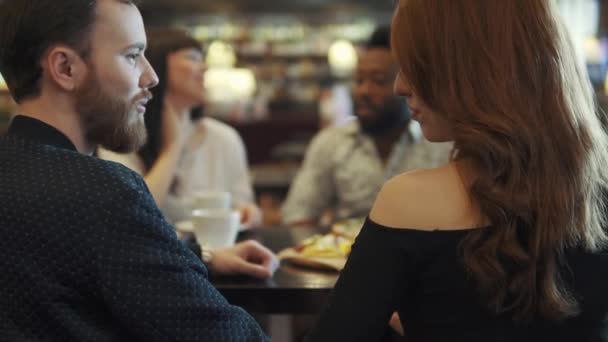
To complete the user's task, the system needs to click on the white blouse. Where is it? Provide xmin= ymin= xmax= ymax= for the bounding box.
xmin=99 ymin=117 xmax=254 ymax=222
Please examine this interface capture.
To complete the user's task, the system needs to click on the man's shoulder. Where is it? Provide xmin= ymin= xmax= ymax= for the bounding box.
xmin=310 ymin=121 xmax=358 ymax=147
xmin=89 ymin=156 xmax=146 ymax=189
xmin=0 ymin=134 xmax=84 ymax=164
xmin=0 ymin=136 xmax=146 ymax=199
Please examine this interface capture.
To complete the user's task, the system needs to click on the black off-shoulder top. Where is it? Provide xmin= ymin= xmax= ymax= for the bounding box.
xmin=306 ymin=218 xmax=608 ymax=342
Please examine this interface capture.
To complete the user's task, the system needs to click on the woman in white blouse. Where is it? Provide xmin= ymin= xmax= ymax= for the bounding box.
xmin=99 ymin=28 xmax=261 ymax=227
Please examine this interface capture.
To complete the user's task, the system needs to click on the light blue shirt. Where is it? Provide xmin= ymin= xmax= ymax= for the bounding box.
xmin=282 ymin=120 xmax=452 ymax=223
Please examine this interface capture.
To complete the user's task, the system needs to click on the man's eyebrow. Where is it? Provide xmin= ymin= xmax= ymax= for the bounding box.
xmin=123 ymin=42 xmax=145 ymax=52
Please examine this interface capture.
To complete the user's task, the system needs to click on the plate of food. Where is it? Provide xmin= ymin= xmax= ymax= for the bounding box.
xmin=278 ymin=233 xmax=354 ymax=271
xmin=330 ymin=217 xmax=365 ymax=239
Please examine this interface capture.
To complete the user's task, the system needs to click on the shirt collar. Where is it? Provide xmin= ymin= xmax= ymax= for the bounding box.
xmin=7 ymin=115 xmax=78 ymax=152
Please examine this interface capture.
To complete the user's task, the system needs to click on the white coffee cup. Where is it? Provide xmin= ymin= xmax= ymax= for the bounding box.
xmin=191 ymin=209 xmax=241 ymax=248
xmin=170 ymin=191 xmax=231 ymax=223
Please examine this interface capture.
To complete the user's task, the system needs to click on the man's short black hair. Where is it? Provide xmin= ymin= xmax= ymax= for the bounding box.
xmin=367 ymin=25 xmax=391 ymax=50
xmin=0 ymin=0 xmax=139 ymax=103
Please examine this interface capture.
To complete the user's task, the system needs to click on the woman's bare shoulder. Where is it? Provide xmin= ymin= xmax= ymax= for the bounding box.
xmin=370 ymin=164 xmax=486 ymax=230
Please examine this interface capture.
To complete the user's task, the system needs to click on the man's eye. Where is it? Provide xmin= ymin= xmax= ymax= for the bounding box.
xmin=126 ymin=53 xmax=140 ymax=62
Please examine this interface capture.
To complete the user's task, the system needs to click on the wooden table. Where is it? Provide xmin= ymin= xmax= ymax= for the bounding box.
xmin=213 ymin=226 xmax=339 ymax=314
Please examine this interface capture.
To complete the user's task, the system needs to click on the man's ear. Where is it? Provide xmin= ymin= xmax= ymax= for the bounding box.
xmin=43 ymin=46 xmax=88 ymax=92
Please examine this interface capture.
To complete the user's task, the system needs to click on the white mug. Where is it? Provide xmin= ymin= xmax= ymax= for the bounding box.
xmin=169 ymin=191 xmax=231 ymax=223
xmin=191 ymin=209 xmax=241 ymax=248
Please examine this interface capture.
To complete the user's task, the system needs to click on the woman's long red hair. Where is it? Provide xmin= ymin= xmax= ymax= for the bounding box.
xmin=392 ymin=0 xmax=608 ymax=321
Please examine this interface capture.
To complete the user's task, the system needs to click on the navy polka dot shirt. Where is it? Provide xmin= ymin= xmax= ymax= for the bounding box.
xmin=0 ymin=116 xmax=268 ymax=341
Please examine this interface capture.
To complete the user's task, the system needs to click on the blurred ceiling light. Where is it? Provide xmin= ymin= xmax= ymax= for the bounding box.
xmin=328 ymin=40 xmax=357 ymax=77
xmin=584 ymin=37 xmax=602 ymax=63
xmin=205 ymin=40 xmax=237 ymax=68
xmin=204 ymin=68 xmax=257 ymax=103
xmin=193 ymin=26 xmax=213 ymax=41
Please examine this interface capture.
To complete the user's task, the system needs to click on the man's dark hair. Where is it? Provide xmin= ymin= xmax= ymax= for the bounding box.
xmin=0 ymin=0 xmax=138 ymax=103
xmin=367 ymin=25 xmax=391 ymax=50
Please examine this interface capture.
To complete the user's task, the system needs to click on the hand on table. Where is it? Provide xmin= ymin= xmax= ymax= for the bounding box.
xmin=209 ymin=240 xmax=278 ymax=279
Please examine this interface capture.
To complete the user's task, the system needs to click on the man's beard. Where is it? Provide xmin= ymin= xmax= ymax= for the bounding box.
xmin=355 ymin=97 xmax=410 ymax=136
xmin=75 ymin=71 xmax=151 ymax=153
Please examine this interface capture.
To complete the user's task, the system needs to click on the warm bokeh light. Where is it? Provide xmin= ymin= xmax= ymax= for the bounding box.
xmin=205 ymin=40 xmax=237 ymax=68
xmin=204 ymin=68 xmax=257 ymax=103
xmin=584 ymin=37 xmax=602 ymax=63
xmin=328 ymin=40 xmax=357 ymax=77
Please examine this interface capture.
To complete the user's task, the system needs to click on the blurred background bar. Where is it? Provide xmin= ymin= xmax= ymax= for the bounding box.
xmin=2 ymin=1 xmax=608 ymax=136
xmin=2 ymin=0 xmax=608 ymax=224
